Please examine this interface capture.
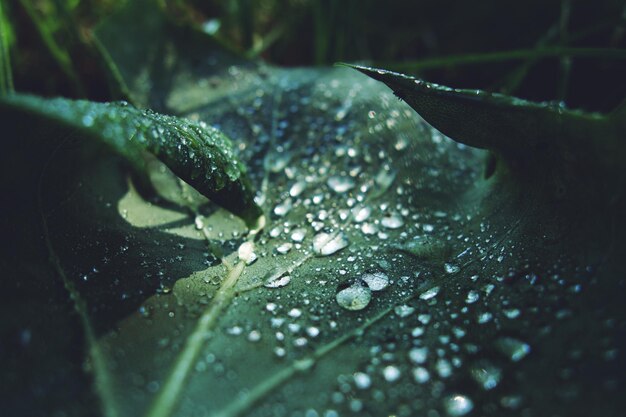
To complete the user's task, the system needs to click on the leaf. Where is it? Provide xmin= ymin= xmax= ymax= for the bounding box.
xmin=1 ymin=94 xmax=262 ymax=226
xmin=4 ymin=3 xmax=626 ymax=417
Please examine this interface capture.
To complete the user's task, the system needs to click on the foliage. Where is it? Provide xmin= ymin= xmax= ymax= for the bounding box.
xmin=1 ymin=1 xmax=625 ymax=417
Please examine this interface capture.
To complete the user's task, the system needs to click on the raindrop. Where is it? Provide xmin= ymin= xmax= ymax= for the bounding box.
xmin=465 ymin=290 xmax=480 ymax=304
xmin=353 ymin=372 xmax=371 ymax=389
xmin=291 ymin=228 xmax=307 ymax=243
xmin=276 ymin=242 xmax=293 ymax=254
xmin=336 ymin=282 xmax=372 ymax=311
xmin=238 ymin=241 xmax=257 ymax=265
xmin=361 ymin=272 xmax=389 ymax=291
xmin=443 ymin=394 xmax=474 ymax=416
xmin=289 ymin=181 xmax=306 ymax=197
xmin=264 ymin=274 xmax=291 ymax=288
xmin=496 ymin=337 xmax=531 ymax=362
xmin=381 ymin=214 xmax=404 ymax=229
xmin=412 ymin=367 xmax=430 ymax=383
xmin=470 ymin=361 xmax=502 ymax=390
xmin=327 ymin=176 xmax=355 ymax=193
xmin=247 ymin=330 xmax=261 ymax=342
xmin=436 ymin=358 xmax=452 ymax=377
xmin=274 ymin=200 xmax=292 ymax=217
xmin=313 ymin=232 xmax=349 ymax=256
xmin=444 ymin=263 xmax=460 ymax=274
xmin=419 ymin=286 xmax=440 ymax=300
xmin=409 ymin=347 xmax=428 ymax=364
xmin=351 ymin=206 xmax=371 ymax=223
xmin=382 ymin=365 xmax=401 ymax=382
xmin=394 ymin=304 xmax=415 ymax=318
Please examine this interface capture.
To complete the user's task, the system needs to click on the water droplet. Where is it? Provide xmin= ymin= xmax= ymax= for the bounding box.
xmin=351 ymin=206 xmax=371 ymax=223
xmin=496 ymin=337 xmax=531 ymax=362
xmin=361 ymin=272 xmax=389 ymax=291
xmin=247 ymin=330 xmax=261 ymax=342
xmin=409 ymin=347 xmax=428 ymax=364
xmin=273 ymin=200 xmax=292 ymax=217
xmin=470 ymin=361 xmax=502 ymax=390
xmin=436 ymin=358 xmax=453 ymax=378
xmin=443 ymin=394 xmax=474 ymax=416
xmin=289 ymin=181 xmax=306 ymax=197
xmin=412 ymin=367 xmax=430 ymax=383
xmin=238 ymin=241 xmax=257 ymax=265
xmin=288 ymin=308 xmax=302 ymax=318
xmin=327 ymin=176 xmax=355 ymax=193
xmin=264 ymin=274 xmax=291 ymax=288
xmin=275 ymin=242 xmax=293 ymax=254
xmin=504 ymin=308 xmax=520 ymax=319
xmin=353 ymin=372 xmax=371 ymax=389
xmin=291 ymin=228 xmax=307 ymax=243
xmin=336 ymin=282 xmax=371 ymax=311
xmin=394 ymin=304 xmax=415 ymax=317
xmin=381 ymin=214 xmax=404 ymax=229
xmin=419 ymin=286 xmax=440 ymax=300
xmin=465 ymin=290 xmax=480 ymax=304
xmin=313 ymin=232 xmax=349 ymax=256
xmin=382 ymin=365 xmax=401 ymax=382
xmin=444 ymin=263 xmax=460 ymax=274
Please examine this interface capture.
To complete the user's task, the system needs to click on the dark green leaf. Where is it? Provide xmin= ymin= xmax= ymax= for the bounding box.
xmin=1 ymin=94 xmax=262 ymax=226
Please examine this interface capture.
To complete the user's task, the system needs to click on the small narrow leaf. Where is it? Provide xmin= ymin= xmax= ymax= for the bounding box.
xmin=0 ymin=94 xmax=262 ymax=225
xmin=345 ymin=64 xmax=624 ymax=174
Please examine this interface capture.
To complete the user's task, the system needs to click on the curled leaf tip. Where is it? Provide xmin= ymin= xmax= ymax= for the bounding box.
xmin=348 ymin=64 xmax=616 ymax=170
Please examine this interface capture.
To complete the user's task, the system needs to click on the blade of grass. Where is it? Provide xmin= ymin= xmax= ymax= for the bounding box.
xmin=17 ymin=0 xmax=85 ymax=96
xmin=0 ymin=0 xmax=14 ymax=94
xmin=377 ymin=47 xmax=626 ymax=73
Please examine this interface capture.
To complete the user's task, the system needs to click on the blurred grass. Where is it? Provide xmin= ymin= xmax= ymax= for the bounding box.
xmin=4 ymin=0 xmax=626 ymax=111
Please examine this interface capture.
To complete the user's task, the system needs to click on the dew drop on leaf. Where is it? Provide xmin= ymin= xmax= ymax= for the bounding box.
xmin=496 ymin=337 xmax=531 ymax=362
xmin=360 ymin=272 xmax=389 ymax=291
xmin=353 ymin=372 xmax=371 ymax=389
xmin=381 ymin=213 xmax=404 ymax=229
xmin=327 ymin=176 xmax=355 ymax=193
xmin=412 ymin=367 xmax=430 ymax=383
xmin=335 ymin=282 xmax=371 ymax=311
xmin=443 ymin=394 xmax=474 ymax=416
xmin=264 ymin=274 xmax=291 ymax=288
xmin=313 ymin=232 xmax=349 ymax=256
xmin=382 ymin=365 xmax=401 ymax=382
xmin=394 ymin=304 xmax=415 ymax=317
xmin=419 ymin=286 xmax=440 ymax=300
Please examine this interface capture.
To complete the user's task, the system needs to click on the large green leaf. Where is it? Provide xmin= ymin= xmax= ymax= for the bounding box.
xmin=3 ymin=3 xmax=625 ymax=417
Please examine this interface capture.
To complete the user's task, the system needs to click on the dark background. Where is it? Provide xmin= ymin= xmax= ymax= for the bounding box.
xmin=5 ymin=0 xmax=626 ymax=112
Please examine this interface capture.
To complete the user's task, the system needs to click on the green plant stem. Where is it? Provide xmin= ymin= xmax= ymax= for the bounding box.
xmin=18 ymin=0 xmax=85 ymax=96
xmin=144 ymin=259 xmax=246 ymax=417
xmin=0 ymin=0 xmax=14 ymax=94
xmin=378 ymin=47 xmax=626 ymax=73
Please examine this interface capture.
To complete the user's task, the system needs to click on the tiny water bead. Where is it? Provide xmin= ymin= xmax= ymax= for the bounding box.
xmin=381 ymin=213 xmax=404 ymax=229
xmin=360 ymin=272 xmax=389 ymax=291
xmin=336 ymin=282 xmax=372 ymax=311
xmin=419 ymin=286 xmax=440 ymax=300
xmin=327 ymin=176 xmax=355 ymax=193
xmin=264 ymin=274 xmax=291 ymax=288
xmin=382 ymin=365 xmax=401 ymax=382
xmin=238 ymin=241 xmax=257 ymax=265
xmin=353 ymin=372 xmax=371 ymax=389
xmin=496 ymin=337 xmax=531 ymax=362
xmin=470 ymin=361 xmax=502 ymax=390
xmin=313 ymin=232 xmax=349 ymax=256
xmin=443 ymin=394 xmax=474 ymax=416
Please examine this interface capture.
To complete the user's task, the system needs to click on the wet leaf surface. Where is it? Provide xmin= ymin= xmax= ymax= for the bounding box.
xmin=2 ymin=2 xmax=625 ymax=417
